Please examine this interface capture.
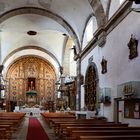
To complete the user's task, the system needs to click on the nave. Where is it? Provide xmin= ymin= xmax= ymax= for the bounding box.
xmin=40 ymin=112 xmax=140 ymax=140
xmin=11 ymin=115 xmax=56 ymax=140
xmin=1 ymin=111 xmax=140 ymax=140
xmin=0 ymin=1 xmax=140 ymax=138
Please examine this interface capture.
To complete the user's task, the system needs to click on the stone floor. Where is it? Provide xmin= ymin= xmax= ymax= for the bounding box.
xmin=11 ymin=114 xmax=58 ymax=140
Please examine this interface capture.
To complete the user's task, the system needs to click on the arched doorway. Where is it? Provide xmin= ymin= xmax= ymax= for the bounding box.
xmin=6 ymin=56 xmax=56 ymax=111
xmin=85 ymin=62 xmax=98 ymax=111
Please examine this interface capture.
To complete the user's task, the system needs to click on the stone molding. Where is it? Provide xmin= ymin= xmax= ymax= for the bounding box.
xmin=80 ymin=1 xmax=132 ymax=60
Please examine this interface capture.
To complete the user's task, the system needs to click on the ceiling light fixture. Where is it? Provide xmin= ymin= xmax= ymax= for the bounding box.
xmin=27 ymin=30 xmax=37 ymax=35
xmin=130 ymin=0 xmax=140 ymax=12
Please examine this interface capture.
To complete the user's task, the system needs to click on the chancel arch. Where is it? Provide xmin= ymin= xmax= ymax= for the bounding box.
xmin=85 ymin=62 xmax=99 ymax=111
xmin=5 ymin=56 xmax=56 ymax=111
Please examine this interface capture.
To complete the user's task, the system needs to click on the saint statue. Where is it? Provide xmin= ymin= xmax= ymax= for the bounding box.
xmin=101 ymin=57 xmax=107 ymax=74
xmin=128 ymin=34 xmax=138 ymax=59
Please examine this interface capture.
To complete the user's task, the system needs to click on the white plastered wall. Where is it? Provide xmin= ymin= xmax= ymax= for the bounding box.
xmin=81 ymin=11 xmax=140 ymax=123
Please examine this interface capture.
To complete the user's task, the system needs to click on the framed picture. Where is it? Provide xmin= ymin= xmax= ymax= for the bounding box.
xmin=134 ymin=103 xmax=139 ymax=111
xmin=134 ymin=111 xmax=139 ymax=119
xmin=124 ymin=107 xmax=129 ymax=117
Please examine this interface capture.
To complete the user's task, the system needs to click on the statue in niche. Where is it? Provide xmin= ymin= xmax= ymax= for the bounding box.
xmin=127 ymin=34 xmax=138 ymax=60
xmin=27 ymin=63 xmax=36 ymax=77
xmin=71 ymin=45 xmax=77 ymax=56
xmin=28 ymin=78 xmax=35 ymax=91
xmin=59 ymin=66 xmax=63 ymax=75
xmin=101 ymin=57 xmax=107 ymax=74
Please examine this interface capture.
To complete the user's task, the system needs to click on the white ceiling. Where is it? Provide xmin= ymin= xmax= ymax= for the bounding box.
xmin=0 ymin=0 xmax=93 ymax=70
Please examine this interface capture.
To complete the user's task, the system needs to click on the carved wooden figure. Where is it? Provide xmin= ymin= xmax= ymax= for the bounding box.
xmin=128 ymin=34 xmax=138 ymax=59
xmin=101 ymin=57 xmax=107 ymax=74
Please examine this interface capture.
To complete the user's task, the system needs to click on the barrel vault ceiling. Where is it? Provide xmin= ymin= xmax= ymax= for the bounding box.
xmin=0 ymin=0 xmax=95 ymax=74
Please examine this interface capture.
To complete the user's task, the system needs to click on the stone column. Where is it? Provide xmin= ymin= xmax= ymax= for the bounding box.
xmin=76 ymin=58 xmax=81 ymax=111
xmin=0 ymin=33 xmax=2 ymax=101
xmin=0 ymin=31 xmax=1 ymax=64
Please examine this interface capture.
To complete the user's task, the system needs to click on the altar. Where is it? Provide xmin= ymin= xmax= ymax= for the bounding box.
xmin=75 ymin=111 xmax=95 ymax=119
xmin=20 ymin=107 xmax=43 ymax=116
xmin=26 ymin=90 xmax=38 ymax=107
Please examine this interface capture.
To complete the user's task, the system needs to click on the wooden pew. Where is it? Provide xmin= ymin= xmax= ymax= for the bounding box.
xmin=79 ymin=135 xmax=140 ymax=140
xmin=0 ymin=124 xmax=17 ymax=139
xmin=65 ymin=126 xmax=140 ymax=136
xmin=41 ymin=112 xmax=76 ymax=128
xmin=65 ymin=126 xmax=136 ymax=138
xmin=57 ymin=123 xmax=128 ymax=138
xmin=71 ymin=130 xmax=140 ymax=140
xmin=52 ymin=119 xmax=109 ymax=136
xmin=0 ymin=112 xmax=25 ymax=139
xmin=47 ymin=118 xmax=76 ymax=128
xmin=0 ymin=128 xmax=8 ymax=140
xmin=52 ymin=119 xmax=107 ymax=130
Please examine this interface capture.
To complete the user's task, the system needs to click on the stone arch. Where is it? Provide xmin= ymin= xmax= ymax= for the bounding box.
xmin=89 ymin=0 xmax=107 ymax=27
xmin=2 ymin=46 xmax=61 ymax=68
xmin=0 ymin=7 xmax=81 ymax=53
xmin=84 ymin=62 xmax=99 ymax=111
xmin=6 ymin=56 xmax=56 ymax=110
xmin=2 ymin=46 xmax=61 ymax=79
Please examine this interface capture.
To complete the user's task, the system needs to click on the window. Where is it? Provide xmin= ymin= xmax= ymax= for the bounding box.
xmin=86 ymin=19 xmax=94 ymax=42
xmin=120 ymin=0 xmax=125 ymax=5
xmin=82 ymin=16 xmax=97 ymax=48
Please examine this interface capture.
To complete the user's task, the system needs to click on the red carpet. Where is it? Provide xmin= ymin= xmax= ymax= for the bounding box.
xmin=26 ymin=117 xmax=49 ymax=140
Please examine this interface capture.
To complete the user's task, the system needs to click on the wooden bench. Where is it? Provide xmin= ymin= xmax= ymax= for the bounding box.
xmin=0 ymin=112 xmax=25 ymax=139
xmin=53 ymin=120 xmax=112 ymax=136
xmin=41 ymin=112 xmax=76 ymax=128
xmin=79 ymin=135 xmax=140 ymax=140
xmin=0 ymin=128 xmax=8 ymax=140
xmin=57 ymin=123 xmax=128 ymax=138
xmin=70 ymin=130 xmax=140 ymax=140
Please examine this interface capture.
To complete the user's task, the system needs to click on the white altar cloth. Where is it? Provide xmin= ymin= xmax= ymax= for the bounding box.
xmin=75 ymin=111 xmax=95 ymax=119
xmin=20 ymin=107 xmax=43 ymax=115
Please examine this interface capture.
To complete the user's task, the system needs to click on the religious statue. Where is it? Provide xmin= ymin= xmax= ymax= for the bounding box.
xmin=30 ymin=81 xmax=34 ymax=90
xmin=127 ymin=34 xmax=138 ymax=60
xmin=101 ymin=57 xmax=107 ymax=74
xmin=59 ymin=66 xmax=63 ymax=75
xmin=28 ymin=79 xmax=35 ymax=91
xmin=71 ymin=45 xmax=77 ymax=56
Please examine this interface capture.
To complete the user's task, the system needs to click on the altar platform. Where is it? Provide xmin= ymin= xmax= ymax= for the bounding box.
xmin=75 ymin=111 xmax=95 ymax=119
xmin=20 ymin=107 xmax=46 ymax=116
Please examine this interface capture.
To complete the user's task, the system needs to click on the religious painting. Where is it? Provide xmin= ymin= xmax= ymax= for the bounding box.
xmin=134 ymin=103 xmax=140 ymax=118
xmin=101 ymin=57 xmax=107 ymax=74
xmin=135 ymin=103 xmax=139 ymax=111
xmin=134 ymin=111 xmax=139 ymax=119
xmin=124 ymin=107 xmax=129 ymax=117
xmin=127 ymin=34 xmax=138 ymax=60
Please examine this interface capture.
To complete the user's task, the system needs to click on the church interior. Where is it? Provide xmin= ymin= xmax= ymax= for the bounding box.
xmin=0 ymin=0 xmax=140 ymax=140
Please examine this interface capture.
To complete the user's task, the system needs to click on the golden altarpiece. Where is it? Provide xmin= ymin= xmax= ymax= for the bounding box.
xmin=85 ymin=64 xmax=98 ymax=111
xmin=5 ymin=56 xmax=56 ymax=111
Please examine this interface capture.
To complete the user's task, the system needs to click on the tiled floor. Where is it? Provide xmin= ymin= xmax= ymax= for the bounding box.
xmin=11 ymin=114 xmax=58 ymax=140
xmin=11 ymin=116 xmax=29 ymax=140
